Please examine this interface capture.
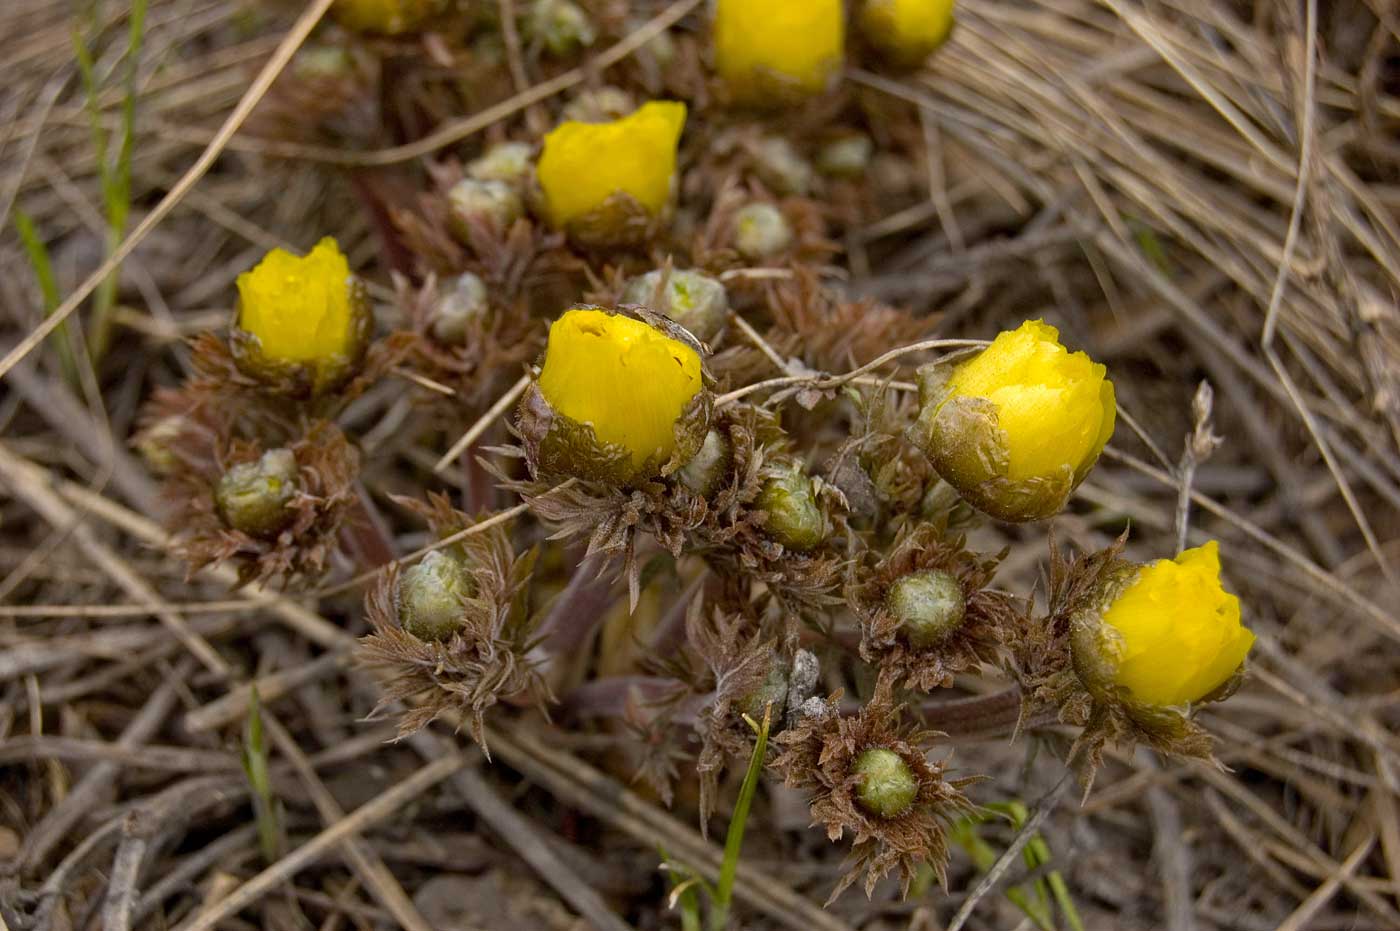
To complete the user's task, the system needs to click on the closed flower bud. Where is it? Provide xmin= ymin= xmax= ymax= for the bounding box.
xmin=749 ymin=136 xmax=813 ymax=196
xmin=860 ymin=0 xmax=956 ymax=67
xmin=520 ymin=307 xmax=710 ymax=485
xmin=332 ymin=0 xmax=437 ymax=35
xmin=915 ymin=319 xmax=1115 ymax=522
xmin=448 ymin=178 xmax=524 ymax=236
xmin=620 ymin=269 xmax=729 ymax=343
xmin=677 ymin=428 xmax=732 ymax=496
xmin=232 ymin=238 xmax=372 ymax=397
xmin=817 ymin=134 xmax=874 ymax=179
xmin=1072 ymin=541 xmax=1254 ymax=708
xmin=527 ymin=0 xmax=596 ymax=56
xmin=536 ymin=101 xmax=687 ymax=246
xmin=429 ymin=272 xmax=489 ymax=345
xmin=887 ymin=569 xmax=966 ymax=648
xmin=713 ymin=0 xmax=844 ymax=105
xmin=215 ymin=449 xmax=299 ymax=539
xmin=758 ymin=464 xmax=826 ymax=551
xmin=136 ymin=414 xmax=185 ymax=474
xmin=293 ymin=46 xmax=354 ymax=80
xmin=740 ymin=663 xmax=790 ymax=718
xmin=397 ymin=551 xmax=473 ymax=641
xmin=733 ymin=202 xmax=794 ymax=260
xmin=560 ymin=86 xmax=636 ymax=124
xmin=467 ymin=141 xmax=534 ymax=187
xmin=919 ymin=478 xmax=977 ymax=529
xmin=852 ymin=747 xmax=919 ymax=818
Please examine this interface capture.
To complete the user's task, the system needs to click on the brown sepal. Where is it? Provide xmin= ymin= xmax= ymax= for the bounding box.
xmin=771 ymin=686 xmax=976 ymax=902
xmin=356 ymin=507 xmax=548 ymax=755
xmin=169 ymin=421 xmax=360 ymax=588
xmin=849 ymin=522 xmax=1023 ymax=693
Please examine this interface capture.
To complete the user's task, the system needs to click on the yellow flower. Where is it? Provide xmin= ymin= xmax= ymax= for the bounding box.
xmin=233 ymin=237 xmax=371 ymax=396
xmin=523 ymin=308 xmax=708 ymax=483
xmin=1081 ymin=542 xmax=1254 ymax=707
xmin=332 ymin=0 xmax=436 ymax=35
xmin=536 ymin=101 xmax=687 ymax=245
xmin=860 ymin=0 xmax=955 ymax=66
xmin=916 ymin=319 xmax=1114 ymax=521
xmin=713 ymin=0 xmax=844 ymax=103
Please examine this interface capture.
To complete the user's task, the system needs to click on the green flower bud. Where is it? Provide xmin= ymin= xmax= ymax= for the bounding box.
xmin=430 ymin=272 xmax=489 ymax=345
xmin=467 ymin=142 xmax=534 ymax=187
xmin=740 ymin=663 xmax=790 ymax=719
xmin=560 ymin=86 xmax=636 ymax=124
xmin=749 ymin=136 xmax=813 ymax=197
xmin=215 ymin=449 xmax=299 ymax=539
xmin=888 ymin=569 xmax=966 ymax=648
xmin=677 ymin=428 xmax=732 ymax=496
xmin=397 ymin=550 xmax=473 ymax=641
xmin=640 ymin=24 xmax=676 ymax=69
xmin=293 ymin=45 xmax=354 ymax=81
xmin=620 ymin=269 xmax=730 ymax=344
xmin=852 ymin=747 xmax=918 ymax=818
xmin=136 ymin=415 xmax=185 ymax=475
xmin=816 ymin=134 xmax=874 ymax=179
xmin=733 ymin=203 xmax=794 ymax=261
xmin=758 ymin=465 xmax=826 ymax=551
xmin=448 ymin=178 xmax=523 ymax=236
xmin=918 ymin=479 xmax=979 ymax=535
xmin=528 ymin=0 xmax=596 ymax=56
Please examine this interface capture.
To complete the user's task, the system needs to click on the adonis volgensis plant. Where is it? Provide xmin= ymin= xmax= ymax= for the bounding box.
xmin=135 ymin=0 xmax=1257 ymax=908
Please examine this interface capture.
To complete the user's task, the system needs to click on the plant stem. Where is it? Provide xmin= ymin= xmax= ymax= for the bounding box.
xmin=921 ymin=687 xmax=1053 ymax=740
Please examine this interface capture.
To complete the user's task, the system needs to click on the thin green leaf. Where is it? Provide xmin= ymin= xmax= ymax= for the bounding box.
xmin=14 ymin=209 xmax=78 ymax=387
xmin=240 ymin=686 xmax=282 ymax=864
xmin=708 ymin=707 xmax=771 ymax=931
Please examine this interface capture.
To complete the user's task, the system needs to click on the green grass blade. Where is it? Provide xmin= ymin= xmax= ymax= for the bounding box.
xmin=240 ymin=687 xmax=282 ymax=863
xmin=708 ymin=707 xmax=772 ymax=931
xmin=14 ymin=209 xmax=79 ymax=387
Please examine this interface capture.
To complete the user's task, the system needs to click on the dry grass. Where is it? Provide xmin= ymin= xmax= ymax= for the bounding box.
xmin=1 ymin=0 xmax=1398 ymax=929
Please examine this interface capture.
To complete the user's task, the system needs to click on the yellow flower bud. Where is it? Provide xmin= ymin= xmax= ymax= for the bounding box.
xmin=536 ymin=101 xmax=687 ymax=246
xmin=860 ymin=0 xmax=955 ymax=67
xmin=1073 ymin=542 xmax=1254 ymax=708
xmin=520 ymin=307 xmax=710 ymax=484
xmin=916 ymin=319 xmax=1114 ymax=521
xmin=332 ymin=0 xmax=437 ymax=35
xmin=232 ymin=237 xmax=372 ymax=396
xmin=713 ymin=0 xmax=844 ymax=104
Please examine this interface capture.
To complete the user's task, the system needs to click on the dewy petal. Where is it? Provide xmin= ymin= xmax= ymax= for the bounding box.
xmin=236 ymin=237 xmax=356 ymax=364
xmin=537 ymin=101 xmax=686 ymax=229
xmin=537 ymin=308 xmax=703 ymax=474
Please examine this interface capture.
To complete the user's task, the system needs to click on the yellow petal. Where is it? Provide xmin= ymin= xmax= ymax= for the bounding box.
xmin=537 ymin=309 xmax=703 ymax=474
xmin=714 ymin=0 xmax=844 ymax=97
xmin=860 ymin=0 xmax=956 ymax=64
xmin=236 ymin=237 xmax=358 ymax=365
xmin=946 ymin=319 xmax=1114 ymax=483
xmin=537 ymin=101 xmax=687 ymax=229
xmin=1101 ymin=541 xmax=1254 ymax=706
